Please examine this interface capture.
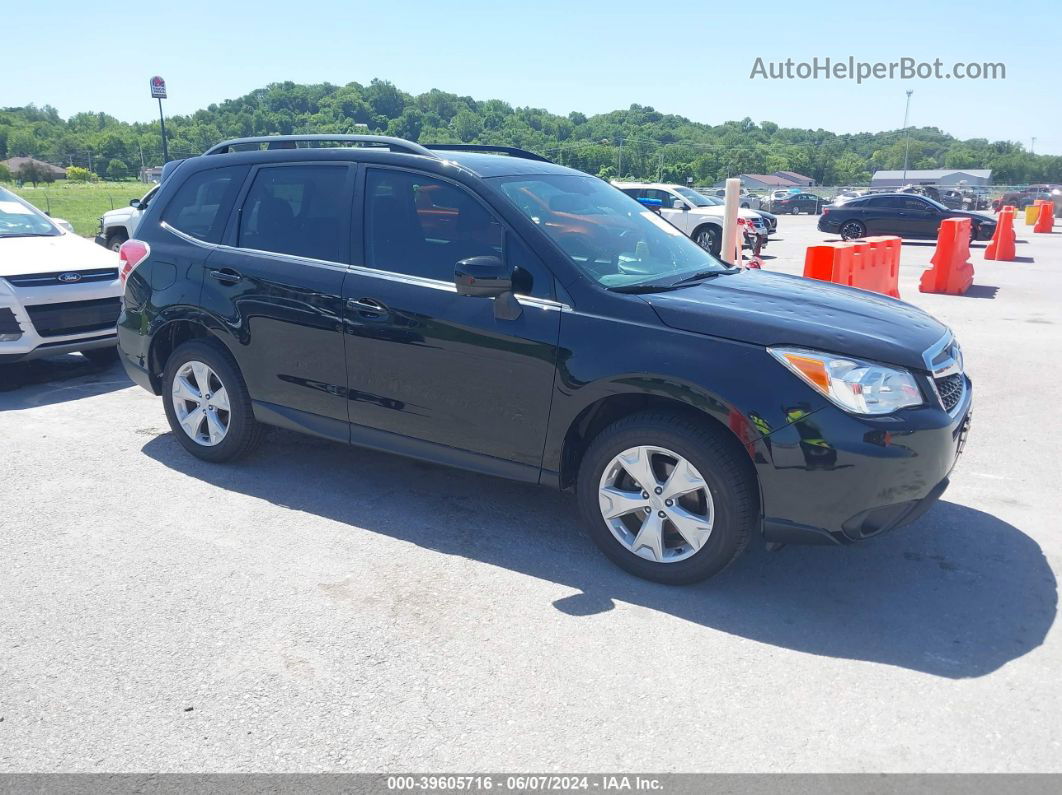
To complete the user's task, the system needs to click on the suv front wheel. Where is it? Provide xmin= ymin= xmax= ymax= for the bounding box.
xmin=576 ymin=411 xmax=757 ymax=584
xmin=162 ymin=340 xmax=262 ymax=462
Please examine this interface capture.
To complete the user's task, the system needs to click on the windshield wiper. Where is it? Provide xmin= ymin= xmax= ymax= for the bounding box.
xmin=609 ymin=281 xmax=686 ymax=294
xmin=0 ymin=232 xmax=55 ymax=238
xmin=670 ymin=268 xmax=739 ymax=286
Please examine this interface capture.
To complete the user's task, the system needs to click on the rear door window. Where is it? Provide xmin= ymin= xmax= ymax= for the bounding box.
xmin=238 ymin=165 xmax=352 ymax=262
xmin=161 ymin=165 xmax=248 ymax=243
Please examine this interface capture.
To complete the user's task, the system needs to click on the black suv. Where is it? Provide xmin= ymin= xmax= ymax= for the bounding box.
xmin=117 ymin=135 xmax=972 ymax=584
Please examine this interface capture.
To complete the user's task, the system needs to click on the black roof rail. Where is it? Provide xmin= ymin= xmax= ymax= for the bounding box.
xmin=202 ymin=134 xmax=436 ymax=157
xmin=424 ymin=144 xmax=552 ymax=163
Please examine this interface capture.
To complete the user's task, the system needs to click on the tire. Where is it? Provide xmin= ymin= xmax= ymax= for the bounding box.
xmin=693 ymin=225 xmax=722 ymax=257
xmin=839 ymin=220 xmax=866 ymax=241
xmin=161 ymin=339 xmax=263 ymax=463
xmin=576 ymin=410 xmax=757 ymax=584
xmin=105 ymin=230 xmax=128 ymax=252
xmin=81 ymin=345 xmax=118 ymax=366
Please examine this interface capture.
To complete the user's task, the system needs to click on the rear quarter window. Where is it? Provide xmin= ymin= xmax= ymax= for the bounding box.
xmin=161 ymin=165 xmax=249 ymax=243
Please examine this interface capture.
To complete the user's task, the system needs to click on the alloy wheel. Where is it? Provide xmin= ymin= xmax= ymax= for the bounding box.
xmin=597 ymin=445 xmax=714 ymax=563
xmin=840 ymin=221 xmax=864 ymax=240
xmin=171 ymin=360 xmax=231 ymax=446
xmin=695 ymin=228 xmax=718 ymax=252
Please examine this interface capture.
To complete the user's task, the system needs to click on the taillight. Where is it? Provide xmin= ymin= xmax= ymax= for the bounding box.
xmin=822 ymin=207 xmax=830 ymax=216
xmin=118 ymin=239 xmax=150 ymax=285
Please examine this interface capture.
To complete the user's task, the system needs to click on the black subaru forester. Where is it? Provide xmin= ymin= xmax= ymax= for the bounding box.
xmin=116 ymin=135 xmax=972 ymax=584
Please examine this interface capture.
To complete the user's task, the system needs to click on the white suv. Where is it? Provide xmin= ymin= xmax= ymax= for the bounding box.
xmin=612 ymin=182 xmax=767 ymax=255
xmin=0 ymin=187 xmax=122 ymax=364
xmin=96 ymin=185 xmax=157 ymax=251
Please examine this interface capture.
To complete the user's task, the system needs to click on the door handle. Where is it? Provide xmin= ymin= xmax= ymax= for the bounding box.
xmin=209 ymin=268 xmax=242 ymax=284
xmin=348 ymin=297 xmax=389 ymax=319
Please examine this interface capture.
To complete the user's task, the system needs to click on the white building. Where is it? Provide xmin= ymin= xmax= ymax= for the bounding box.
xmin=871 ymin=169 xmax=992 ymax=188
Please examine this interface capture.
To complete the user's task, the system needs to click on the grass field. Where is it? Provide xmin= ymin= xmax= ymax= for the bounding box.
xmin=7 ymin=181 xmax=151 ymax=238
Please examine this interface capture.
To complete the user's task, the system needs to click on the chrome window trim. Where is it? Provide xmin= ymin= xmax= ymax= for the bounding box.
xmin=163 ymin=222 xmax=569 ymax=311
xmin=162 ymin=221 xmax=218 ymax=250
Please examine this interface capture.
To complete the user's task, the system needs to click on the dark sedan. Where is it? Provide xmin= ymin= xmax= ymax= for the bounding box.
xmin=770 ymin=193 xmax=824 ymax=215
xmin=819 ymin=193 xmax=997 ymax=241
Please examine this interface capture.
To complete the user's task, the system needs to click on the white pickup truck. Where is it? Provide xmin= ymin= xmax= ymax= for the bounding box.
xmin=613 ymin=182 xmax=768 ymax=256
xmin=95 ymin=185 xmax=157 ymax=251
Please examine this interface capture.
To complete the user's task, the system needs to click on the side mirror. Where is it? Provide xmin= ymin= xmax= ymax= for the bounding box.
xmin=672 ymin=200 xmax=687 ymax=210
xmin=454 ymin=256 xmax=521 ymax=320
xmin=130 ymin=199 xmax=141 ymax=208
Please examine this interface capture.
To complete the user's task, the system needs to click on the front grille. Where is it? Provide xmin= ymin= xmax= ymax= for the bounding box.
xmin=24 ymin=297 xmax=121 ymax=338
xmin=0 ymin=307 xmax=21 ymax=335
xmin=935 ymin=373 xmax=964 ymax=413
xmin=6 ymin=268 xmax=119 ymax=287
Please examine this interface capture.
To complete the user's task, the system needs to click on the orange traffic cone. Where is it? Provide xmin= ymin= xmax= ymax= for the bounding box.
xmin=1034 ymin=202 xmax=1055 ymax=233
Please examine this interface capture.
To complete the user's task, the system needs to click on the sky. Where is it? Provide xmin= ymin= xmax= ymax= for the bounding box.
xmin=5 ymin=0 xmax=1060 ymax=154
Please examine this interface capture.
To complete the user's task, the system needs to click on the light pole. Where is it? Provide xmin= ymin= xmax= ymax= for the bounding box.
xmin=1031 ymin=136 xmax=1037 ymax=154
xmin=901 ymin=89 xmax=914 ymax=182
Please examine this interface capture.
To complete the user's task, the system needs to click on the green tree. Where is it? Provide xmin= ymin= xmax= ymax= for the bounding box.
xmin=66 ymin=165 xmax=95 ymax=182
xmin=8 ymin=128 xmax=36 ymax=157
xmin=0 ymin=163 xmax=11 ymax=182
xmin=17 ymin=160 xmax=47 ymax=186
xmin=106 ymin=158 xmax=129 ymax=180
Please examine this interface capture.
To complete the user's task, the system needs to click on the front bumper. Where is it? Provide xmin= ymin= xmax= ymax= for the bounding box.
xmin=0 ymin=279 xmax=122 ymax=362
xmin=756 ymin=378 xmax=973 ymax=545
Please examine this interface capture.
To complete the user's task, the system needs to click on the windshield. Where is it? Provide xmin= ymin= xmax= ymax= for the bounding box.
xmin=0 ymin=187 xmax=60 ymax=238
xmin=921 ymin=196 xmax=949 ymax=211
xmin=673 ymin=187 xmax=714 ymax=207
xmin=493 ymin=174 xmax=728 ymax=289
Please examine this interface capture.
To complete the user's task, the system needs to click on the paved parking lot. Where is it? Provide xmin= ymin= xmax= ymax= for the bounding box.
xmin=1 ymin=215 xmax=1059 ymax=772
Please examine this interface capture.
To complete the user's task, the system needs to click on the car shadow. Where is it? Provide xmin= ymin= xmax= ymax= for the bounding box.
xmin=1011 ymin=256 xmax=1035 ymax=263
xmin=0 ymin=354 xmax=132 ymax=409
xmin=141 ymin=429 xmax=1056 ymax=680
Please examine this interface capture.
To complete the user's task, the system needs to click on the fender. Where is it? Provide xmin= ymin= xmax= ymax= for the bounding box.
xmin=542 ymin=302 xmax=831 ymax=483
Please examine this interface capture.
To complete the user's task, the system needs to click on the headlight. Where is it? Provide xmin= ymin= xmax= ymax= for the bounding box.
xmin=768 ymin=346 xmax=924 ymax=415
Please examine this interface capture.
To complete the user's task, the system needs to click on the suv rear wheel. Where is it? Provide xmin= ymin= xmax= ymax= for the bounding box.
xmin=576 ymin=411 xmax=756 ymax=584
xmin=162 ymin=340 xmax=262 ymax=462
xmin=693 ymin=225 xmax=721 ymax=256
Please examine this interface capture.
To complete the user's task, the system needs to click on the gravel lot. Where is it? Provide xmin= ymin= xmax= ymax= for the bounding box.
xmin=1 ymin=215 xmax=1059 ymax=772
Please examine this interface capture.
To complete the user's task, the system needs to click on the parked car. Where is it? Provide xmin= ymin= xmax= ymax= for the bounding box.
xmin=0 ymin=186 xmax=121 ymax=364
xmin=116 ymin=134 xmax=972 ymax=585
xmin=994 ymin=186 xmax=1062 ymax=216
xmin=613 ymin=182 xmax=769 ymax=255
xmin=708 ymin=188 xmax=761 ymax=210
xmin=770 ymin=192 xmax=824 ymax=215
xmin=96 ymin=185 xmax=158 ymax=252
xmin=820 ymin=192 xmax=997 ymax=241
xmin=695 ymin=194 xmax=777 ymax=235
xmin=832 ymin=190 xmax=867 ymax=206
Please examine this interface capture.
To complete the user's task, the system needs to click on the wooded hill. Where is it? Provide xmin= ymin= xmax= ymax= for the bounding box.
xmin=2 ymin=79 xmax=1057 ymax=185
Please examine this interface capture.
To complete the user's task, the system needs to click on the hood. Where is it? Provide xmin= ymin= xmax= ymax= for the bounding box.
xmin=103 ymin=206 xmax=136 ymax=222
xmin=0 ymin=232 xmax=119 ymax=278
xmin=642 ymin=270 xmax=947 ymax=371
xmin=948 ymin=209 xmax=995 ymax=224
xmin=690 ymin=206 xmax=761 ymax=220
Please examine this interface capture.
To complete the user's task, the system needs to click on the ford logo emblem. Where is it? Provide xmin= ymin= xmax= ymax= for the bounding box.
xmin=58 ymin=272 xmax=82 ymax=283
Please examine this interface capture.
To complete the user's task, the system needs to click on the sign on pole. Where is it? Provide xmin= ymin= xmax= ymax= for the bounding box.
xmin=149 ymin=76 xmax=167 ymax=99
